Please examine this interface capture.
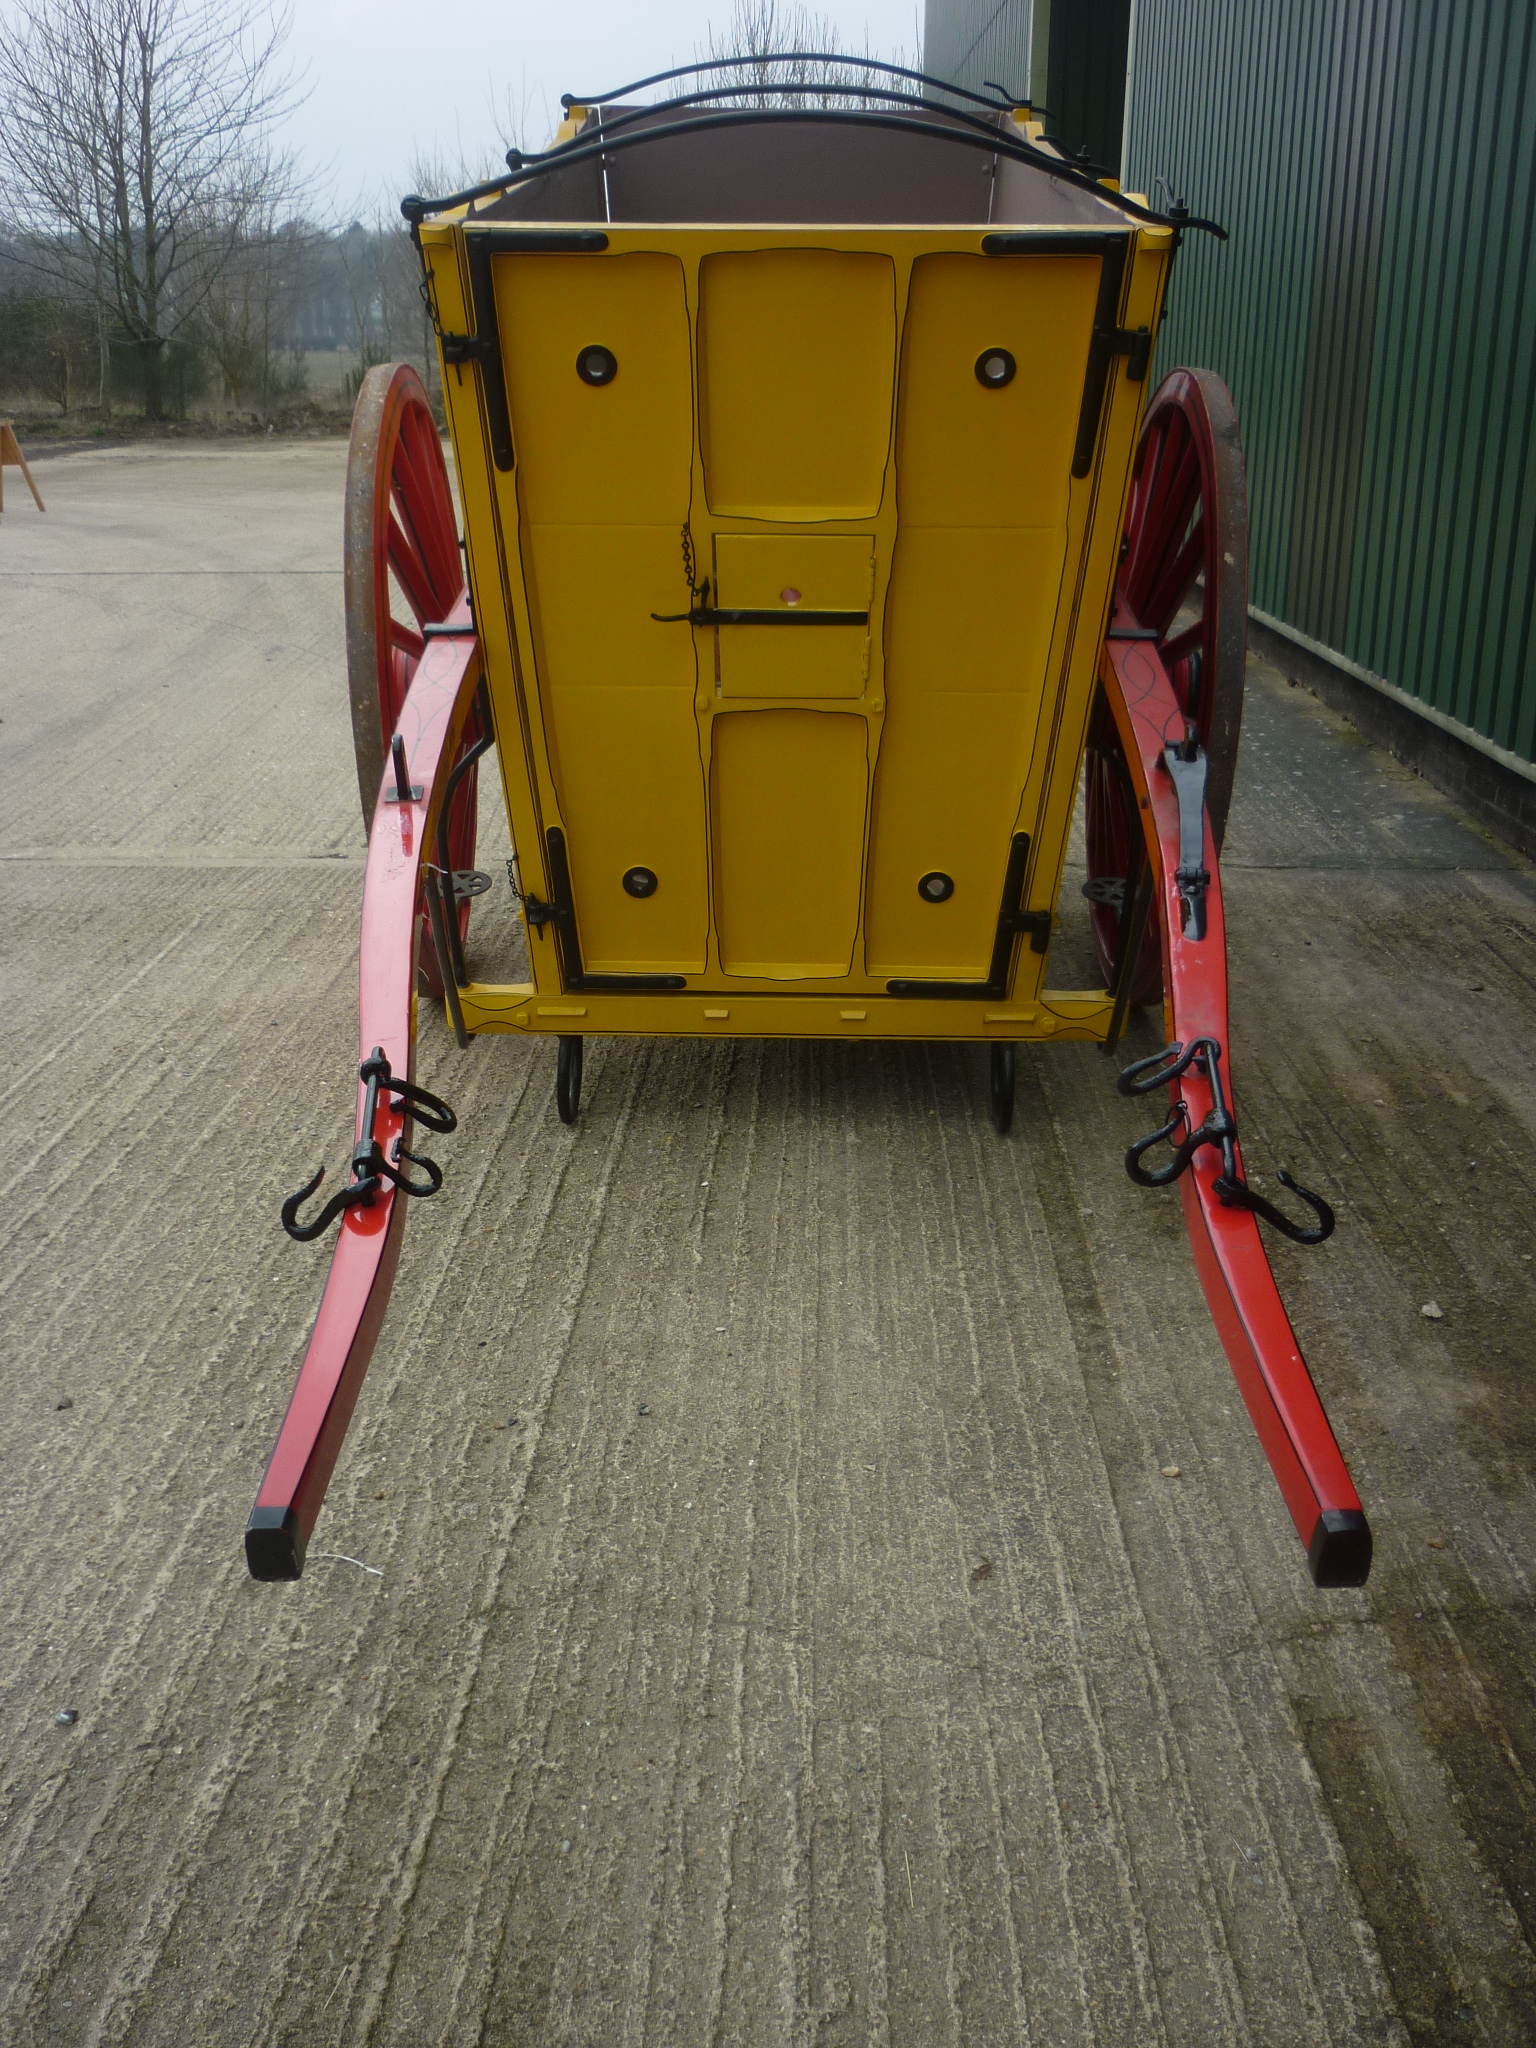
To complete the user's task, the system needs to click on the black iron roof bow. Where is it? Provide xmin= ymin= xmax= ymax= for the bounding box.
xmin=400 ymin=55 xmax=1226 ymax=242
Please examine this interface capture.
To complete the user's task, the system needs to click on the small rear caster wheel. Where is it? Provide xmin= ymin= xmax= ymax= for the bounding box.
xmin=556 ymin=1035 xmax=583 ymax=1125
xmin=989 ymin=1043 xmax=1015 ymax=1135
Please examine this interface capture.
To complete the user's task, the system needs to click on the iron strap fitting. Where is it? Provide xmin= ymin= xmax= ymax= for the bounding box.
xmin=1098 ymin=322 xmax=1152 ymax=382
xmin=1160 ymin=732 xmax=1211 ymax=940
xmin=1000 ymin=905 xmax=1053 ymax=954
xmin=1116 ymin=1037 xmax=1336 ymax=1246
xmin=439 ymin=331 xmax=498 ymax=370
xmin=281 ymin=1048 xmax=457 ymax=1242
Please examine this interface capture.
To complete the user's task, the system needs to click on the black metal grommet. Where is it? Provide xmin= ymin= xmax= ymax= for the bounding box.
xmin=576 ymin=344 xmax=617 ymax=386
xmin=623 ymin=866 xmax=658 ymax=898
xmin=974 ymin=347 xmax=1016 ymax=389
xmin=918 ymin=871 xmax=954 ymax=902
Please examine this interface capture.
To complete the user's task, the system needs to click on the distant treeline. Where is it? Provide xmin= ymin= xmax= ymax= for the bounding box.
xmin=0 ymin=219 xmax=435 ymax=418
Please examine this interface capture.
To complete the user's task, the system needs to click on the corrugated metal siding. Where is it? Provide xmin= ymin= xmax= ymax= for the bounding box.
xmin=923 ymin=0 xmax=1034 ymax=108
xmin=1124 ymin=0 xmax=1536 ymax=765
xmin=1046 ymin=0 xmax=1133 ymax=174
xmin=923 ymin=1 xmax=1131 ymax=166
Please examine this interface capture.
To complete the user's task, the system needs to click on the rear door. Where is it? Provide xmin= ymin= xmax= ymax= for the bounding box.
xmin=494 ymin=251 xmax=708 ymax=975
xmin=864 ymin=249 xmax=1104 ymax=980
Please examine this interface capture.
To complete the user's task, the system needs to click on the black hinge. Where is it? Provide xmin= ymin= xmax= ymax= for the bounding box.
xmin=1002 ymin=907 xmax=1054 ymax=954
xmin=440 ymin=331 xmax=498 ymax=369
xmin=1099 ymin=323 xmax=1152 ymax=381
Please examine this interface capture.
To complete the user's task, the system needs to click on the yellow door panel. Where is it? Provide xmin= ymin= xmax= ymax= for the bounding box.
xmin=550 ymin=688 xmax=709 ymax=974
xmin=864 ymin=694 xmax=1040 ymax=977
xmin=526 ymin=526 xmax=695 ymax=691
xmin=698 ymin=250 xmax=897 ymax=519
xmin=494 ymin=253 xmax=693 ymax=524
xmin=715 ymin=533 xmax=874 ymax=607
xmin=895 ymin=252 xmax=1104 ymax=528
xmin=714 ymin=533 xmax=873 ymax=698
xmin=495 ymin=252 xmax=701 ymax=971
xmin=882 ymin=527 xmax=1064 ymax=693
xmin=711 ymin=710 xmax=868 ymax=977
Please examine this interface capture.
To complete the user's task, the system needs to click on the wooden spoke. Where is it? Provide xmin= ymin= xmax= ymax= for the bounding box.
xmin=1142 ymin=516 xmax=1207 ymax=636
xmin=386 ymin=506 xmax=440 ymax=626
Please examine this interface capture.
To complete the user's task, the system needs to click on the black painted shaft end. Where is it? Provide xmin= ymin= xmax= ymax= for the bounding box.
xmin=245 ymin=1505 xmax=307 ymax=1582
xmin=1307 ymin=1508 xmax=1372 ymax=1588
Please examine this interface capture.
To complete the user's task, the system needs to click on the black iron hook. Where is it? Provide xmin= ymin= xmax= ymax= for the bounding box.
xmin=1117 ymin=1036 xmax=1220 ymax=1097
xmin=376 ymin=1141 xmax=444 ymax=1198
xmin=1213 ymin=1169 xmax=1336 ymax=1246
xmin=280 ymin=1165 xmax=381 ymax=1243
xmin=1125 ymin=1104 xmax=1226 ymax=1188
xmin=360 ymin=1050 xmax=457 ymax=1134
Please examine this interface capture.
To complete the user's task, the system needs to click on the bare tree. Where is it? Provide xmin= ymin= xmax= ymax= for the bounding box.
xmin=0 ymin=0 xmax=305 ymax=417
xmin=196 ymin=174 xmax=313 ymax=417
xmin=702 ymin=0 xmax=905 ymax=108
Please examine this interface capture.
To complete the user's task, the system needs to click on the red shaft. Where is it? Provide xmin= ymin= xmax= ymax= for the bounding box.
xmin=1100 ymin=622 xmax=1371 ymax=1587
xmin=246 ymin=603 xmax=481 ymax=1580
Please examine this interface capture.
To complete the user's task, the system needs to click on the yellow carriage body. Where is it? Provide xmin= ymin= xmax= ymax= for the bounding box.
xmin=419 ymin=110 xmax=1173 ymax=1046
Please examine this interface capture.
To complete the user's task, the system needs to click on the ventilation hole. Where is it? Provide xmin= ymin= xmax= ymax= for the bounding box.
xmin=576 ymin=345 xmax=617 ymax=386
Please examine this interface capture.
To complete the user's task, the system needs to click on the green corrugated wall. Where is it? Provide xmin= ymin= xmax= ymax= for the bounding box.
xmin=925 ymin=0 xmax=1536 ymax=767
xmin=1124 ymin=0 xmax=1536 ymax=764
xmin=923 ymin=0 xmax=1133 ymax=171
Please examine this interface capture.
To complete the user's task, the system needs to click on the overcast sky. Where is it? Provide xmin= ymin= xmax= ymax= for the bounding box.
xmin=285 ymin=1 xmax=926 ymax=216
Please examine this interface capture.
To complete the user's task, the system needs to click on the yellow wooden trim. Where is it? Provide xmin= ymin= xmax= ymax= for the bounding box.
xmin=458 ymin=983 xmax=1114 ymax=1043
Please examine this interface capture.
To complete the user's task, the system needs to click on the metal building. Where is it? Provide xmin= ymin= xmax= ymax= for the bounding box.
xmin=925 ymin=0 xmax=1536 ymax=836
xmin=924 ymin=1 xmax=1133 ymax=175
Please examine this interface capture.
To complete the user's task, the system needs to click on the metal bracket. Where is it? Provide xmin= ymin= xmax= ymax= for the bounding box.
xmin=383 ymin=732 xmax=421 ymax=804
xmin=1101 ymin=323 xmax=1152 ymax=381
xmin=1000 ymin=906 xmax=1053 ymax=954
xmin=439 ymin=331 xmax=498 ymax=370
xmin=1161 ymin=737 xmax=1211 ymax=941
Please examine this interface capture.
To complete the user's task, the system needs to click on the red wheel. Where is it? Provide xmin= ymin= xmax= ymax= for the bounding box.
xmin=344 ymin=362 xmax=479 ymax=993
xmin=1084 ymin=367 xmax=1250 ymax=1000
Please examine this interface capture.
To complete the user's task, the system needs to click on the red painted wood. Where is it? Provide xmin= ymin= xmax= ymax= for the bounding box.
xmin=252 ymin=600 xmax=480 ymax=1565
xmin=1100 ymin=620 xmax=1365 ymax=1557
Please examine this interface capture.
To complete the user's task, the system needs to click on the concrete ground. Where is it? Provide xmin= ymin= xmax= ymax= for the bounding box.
xmin=3 ymin=442 xmax=1536 ymax=2048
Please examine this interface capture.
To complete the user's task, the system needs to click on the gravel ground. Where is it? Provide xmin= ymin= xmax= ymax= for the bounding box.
xmin=3 ymin=443 xmax=1535 ymax=2046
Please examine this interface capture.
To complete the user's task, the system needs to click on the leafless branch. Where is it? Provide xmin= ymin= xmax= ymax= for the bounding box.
xmin=0 ymin=0 xmax=307 ymax=414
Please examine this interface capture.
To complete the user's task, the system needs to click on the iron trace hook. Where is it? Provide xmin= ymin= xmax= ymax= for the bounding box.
xmin=376 ymin=1142 xmax=444 ymax=1198
xmin=280 ymin=1165 xmax=380 ymax=1243
xmin=1213 ymin=1168 xmax=1336 ymax=1246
